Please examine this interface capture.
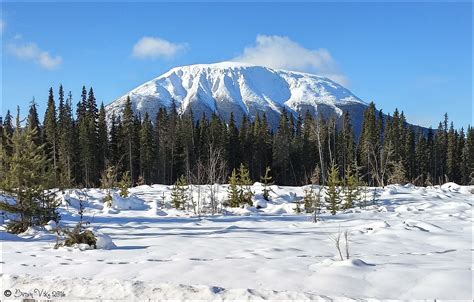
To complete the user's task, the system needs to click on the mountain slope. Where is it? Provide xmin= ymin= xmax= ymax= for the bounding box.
xmin=106 ymin=62 xmax=368 ymax=130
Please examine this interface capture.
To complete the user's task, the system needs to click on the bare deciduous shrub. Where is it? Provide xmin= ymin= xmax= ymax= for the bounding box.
xmin=329 ymin=227 xmax=350 ymax=261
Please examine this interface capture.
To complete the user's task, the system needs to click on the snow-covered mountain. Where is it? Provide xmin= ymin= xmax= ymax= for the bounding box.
xmin=106 ymin=62 xmax=368 ymax=131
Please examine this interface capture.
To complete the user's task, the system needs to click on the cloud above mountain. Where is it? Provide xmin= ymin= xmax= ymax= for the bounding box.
xmin=132 ymin=36 xmax=188 ymax=59
xmin=233 ymin=35 xmax=348 ymax=86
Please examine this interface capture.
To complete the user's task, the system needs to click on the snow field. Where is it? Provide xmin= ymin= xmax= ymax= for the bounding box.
xmin=1 ymin=183 xmax=472 ymax=300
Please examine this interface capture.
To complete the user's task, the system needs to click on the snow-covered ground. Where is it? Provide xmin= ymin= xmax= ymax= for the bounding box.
xmin=1 ymin=183 xmax=473 ymax=300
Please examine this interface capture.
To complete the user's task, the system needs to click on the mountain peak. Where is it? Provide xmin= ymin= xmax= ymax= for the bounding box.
xmin=106 ymin=62 xmax=367 ymax=129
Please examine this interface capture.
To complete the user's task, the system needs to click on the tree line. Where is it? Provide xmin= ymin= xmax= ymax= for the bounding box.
xmin=1 ymin=85 xmax=473 ymax=191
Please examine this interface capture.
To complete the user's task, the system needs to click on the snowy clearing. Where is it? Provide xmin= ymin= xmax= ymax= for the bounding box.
xmin=1 ymin=183 xmax=473 ymax=300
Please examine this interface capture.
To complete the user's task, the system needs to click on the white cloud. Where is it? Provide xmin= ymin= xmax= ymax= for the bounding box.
xmin=233 ymin=35 xmax=348 ymax=86
xmin=132 ymin=36 xmax=187 ymax=59
xmin=7 ymin=41 xmax=62 ymax=69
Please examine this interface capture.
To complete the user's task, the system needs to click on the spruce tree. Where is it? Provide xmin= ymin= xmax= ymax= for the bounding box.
xmin=118 ymin=171 xmax=131 ymax=198
xmin=226 ymin=112 xmax=241 ymax=172
xmin=77 ymin=86 xmax=95 ymax=186
xmin=86 ymin=87 xmax=99 ymax=183
xmin=121 ymin=96 xmax=136 ymax=183
xmin=404 ymin=127 xmax=416 ymax=182
xmin=43 ymin=87 xmax=58 ymax=185
xmin=303 ymin=185 xmax=316 ymax=213
xmin=273 ymin=110 xmax=291 ymax=184
xmin=415 ymin=130 xmax=429 ymax=185
xmin=154 ymin=108 xmax=169 ymax=184
xmin=101 ymin=164 xmax=117 ymax=207
xmin=339 ymin=111 xmax=355 ymax=179
xmin=97 ymin=103 xmax=108 ymax=174
xmin=227 ymin=168 xmax=240 ymax=207
xmin=260 ymin=166 xmax=273 ymax=201
xmin=238 ymin=163 xmax=253 ymax=206
xmin=57 ymin=87 xmax=75 ymax=187
xmin=343 ymin=163 xmax=360 ymax=209
xmin=258 ymin=113 xmax=273 ymax=178
xmin=171 ymin=175 xmax=188 ymax=210
xmin=358 ymin=102 xmax=379 ymax=185
xmin=2 ymin=110 xmax=14 ymax=157
xmin=0 ymin=107 xmax=59 ymax=233
xmin=27 ymin=98 xmax=42 ymax=147
xmin=446 ymin=122 xmax=460 ymax=183
xmin=325 ymin=161 xmax=341 ymax=215
xmin=462 ymin=126 xmax=474 ymax=184
xmin=139 ymin=112 xmax=154 ymax=184
xmin=109 ymin=113 xmax=120 ymax=168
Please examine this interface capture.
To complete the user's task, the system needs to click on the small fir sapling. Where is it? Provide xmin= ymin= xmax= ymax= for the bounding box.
xmin=260 ymin=166 xmax=274 ymax=201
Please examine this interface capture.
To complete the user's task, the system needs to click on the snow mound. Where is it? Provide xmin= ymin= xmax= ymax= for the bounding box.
xmin=266 ymin=204 xmax=291 ymax=215
xmin=62 ymin=191 xmax=104 ymax=210
xmin=18 ymin=226 xmax=55 ymax=240
xmin=316 ymin=258 xmax=375 ymax=268
xmin=386 ymin=186 xmax=398 ymax=195
xmin=95 ymin=231 xmax=117 ymax=250
xmin=334 ymin=258 xmax=375 ymax=267
xmin=354 ymin=220 xmax=390 ymax=233
xmin=254 ymin=199 xmax=267 ymax=209
xmin=112 ymin=193 xmax=149 ymax=210
xmin=440 ymin=182 xmax=461 ymax=192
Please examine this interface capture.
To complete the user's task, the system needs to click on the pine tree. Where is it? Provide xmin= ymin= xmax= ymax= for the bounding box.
xmin=121 ymin=96 xmax=136 ymax=183
xmin=414 ymin=130 xmax=429 ymax=185
xmin=86 ymin=87 xmax=99 ymax=183
xmin=77 ymin=86 xmax=96 ymax=186
xmin=260 ymin=166 xmax=273 ymax=201
xmin=343 ymin=163 xmax=361 ymax=209
xmin=238 ymin=163 xmax=253 ymax=206
xmin=2 ymin=110 xmax=14 ymax=157
xmin=109 ymin=113 xmax=120 ymax=168
xmin=259 ymin=114 xmax=273 ymax=178
xmin=462 ymin=126 xmax=474 ymax=184
xmin=404 ymin=127 xmax=416 ymax=182
xmin=154 ymin=108 xmax=169 ymax=184
xmin=339 ymin=111 xmax=355 ymax=179
xmin=27 ymin=98 xmax=42 ymax=147
xmin=43 ymin=87 xmax=58 ymax=185
xmin=100 ymin=164 xmax=117 ymax=207
xmin=273 ymin=110 xmax=291 ymax=184
xmin=226 ymin=112 xmax=241 ymax=172
xmin=456 ymin=128 xmax=465 ymax=184
xmin=227 ymin=168 xmax=240 ymax=207
xmin=0 ymin=107 xmax=59 ymax=233
xmin=58 ymin=87 xmax=75 ymax=187
xmin=139 ymin=112 xmax=154 ymax=184
xmin=118 ymin=171 xmax=131 ymax=198
xmin=303 ymin=185 xmax=316 ymax=213
xmin=325 ymin=161 xmax=341 ymax=215
xmin=446 ymin=122 xmax=460 ymax=183
xmin=97 ymin=103 xmax=108 ymax=174
xmin=358 ymin=102 xmax=379 ymax=185
xmin=171 ymin=175 xmax=188 ymax=210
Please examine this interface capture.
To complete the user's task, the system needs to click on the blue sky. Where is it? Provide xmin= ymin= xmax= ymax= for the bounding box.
xmin=1 ymin=2 xmax=472 ymax=128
